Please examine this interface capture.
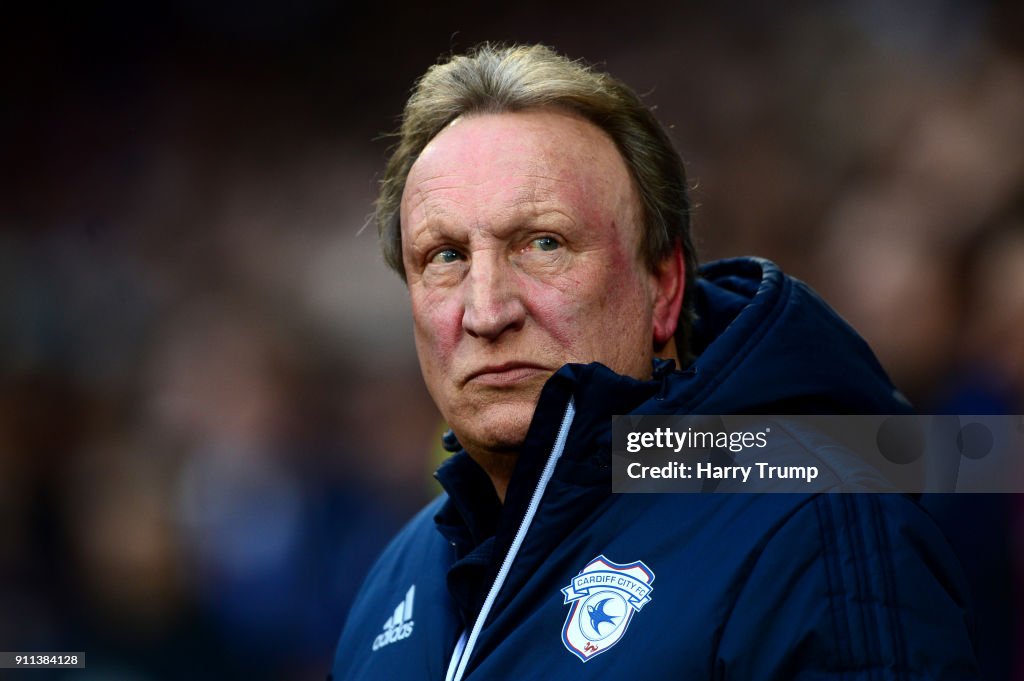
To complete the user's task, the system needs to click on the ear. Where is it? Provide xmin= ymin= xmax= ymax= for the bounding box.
xmin=651 ymin=243 xmax=685 ymax=351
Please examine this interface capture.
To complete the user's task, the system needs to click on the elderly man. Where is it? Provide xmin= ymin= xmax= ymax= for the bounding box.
xmin=331 ymin=44 xmax=978 ymax=680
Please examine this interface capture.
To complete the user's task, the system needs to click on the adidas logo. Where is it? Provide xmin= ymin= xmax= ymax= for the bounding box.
xmin=371 ymin=585 xmax=415 ymax=651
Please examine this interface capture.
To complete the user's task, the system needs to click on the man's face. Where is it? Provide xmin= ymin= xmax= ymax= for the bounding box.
xmin=401 ymin=109 xmax=674 ymax=458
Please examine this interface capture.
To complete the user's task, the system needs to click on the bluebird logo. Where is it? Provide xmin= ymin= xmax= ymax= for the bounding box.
xmin=561 ymin=556 xmax=655 ymax=662
xmin=587 ymin=597 xmax=619 ymax=634
xmin=371 ymin=585 xmax=415 ymax=651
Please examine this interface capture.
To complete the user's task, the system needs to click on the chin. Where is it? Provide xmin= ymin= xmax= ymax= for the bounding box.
xmin=451 ymin=401 xmax=536 ymax=456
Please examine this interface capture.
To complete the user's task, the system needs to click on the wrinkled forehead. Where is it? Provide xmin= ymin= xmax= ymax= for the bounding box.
xmin=401 ymin=109 xmax=643 ymax=235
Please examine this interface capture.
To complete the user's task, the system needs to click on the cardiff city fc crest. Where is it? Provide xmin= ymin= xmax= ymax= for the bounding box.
xmin=560 ymin=555 xmax=655 ymax=662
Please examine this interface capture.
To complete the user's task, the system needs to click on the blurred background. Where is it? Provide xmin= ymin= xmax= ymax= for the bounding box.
xmin=1 ymin=0 xmax=1022 ymax=679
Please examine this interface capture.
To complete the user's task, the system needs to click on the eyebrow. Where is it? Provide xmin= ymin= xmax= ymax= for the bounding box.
xmin=409 ymin=205 xmax=580 ymax=250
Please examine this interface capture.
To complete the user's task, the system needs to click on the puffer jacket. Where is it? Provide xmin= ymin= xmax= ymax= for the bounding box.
xmin=330 ymin=258 xmax=979 ymax=680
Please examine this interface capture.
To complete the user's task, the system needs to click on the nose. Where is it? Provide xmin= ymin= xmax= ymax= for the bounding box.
xmin=461 ymin=254 xmax=526 ymax=340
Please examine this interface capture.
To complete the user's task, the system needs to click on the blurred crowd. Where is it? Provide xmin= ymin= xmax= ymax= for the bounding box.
xmin=1 ymin=1 xmax=1022 ymax=679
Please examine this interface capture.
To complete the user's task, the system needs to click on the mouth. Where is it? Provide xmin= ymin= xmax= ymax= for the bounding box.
xmin=465 ymin=362 xmax=551 ymax=387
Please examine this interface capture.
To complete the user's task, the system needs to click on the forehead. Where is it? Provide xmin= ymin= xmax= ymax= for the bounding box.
xmin=401 ymin=109 xmax=639 ymax=229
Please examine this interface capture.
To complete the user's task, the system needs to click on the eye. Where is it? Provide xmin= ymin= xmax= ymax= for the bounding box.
xmin=430 ymin=248 xmax=465 ymax=264
xmin=530 ymin=236 xmax=560 ymax=252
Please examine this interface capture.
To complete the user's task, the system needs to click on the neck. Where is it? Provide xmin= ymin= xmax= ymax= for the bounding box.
xmin=468 ymin=450 xmax=518 ymax=503
xmin=655 ymin=338 xmax=680 ymax=364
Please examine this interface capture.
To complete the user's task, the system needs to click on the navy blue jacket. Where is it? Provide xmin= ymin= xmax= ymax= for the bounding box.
xmin=331 ymin=258 xmax=978 ymax=680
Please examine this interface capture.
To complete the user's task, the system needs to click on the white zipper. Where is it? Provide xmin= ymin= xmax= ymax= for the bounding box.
xmin=444 ymin=397 xmax=577 ymax=681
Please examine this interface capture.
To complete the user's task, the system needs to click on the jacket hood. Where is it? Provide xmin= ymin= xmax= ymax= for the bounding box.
xmin=662 ymin=256 xmax=911 ymax=415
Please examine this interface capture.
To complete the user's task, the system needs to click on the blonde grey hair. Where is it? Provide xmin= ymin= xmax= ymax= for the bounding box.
xmin=376 ymin=43 xmax=697 ymax=355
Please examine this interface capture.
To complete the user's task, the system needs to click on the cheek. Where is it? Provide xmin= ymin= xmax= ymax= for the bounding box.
xmin=576 ymin=250 xmax=654 ymax=358
xmin=606 ymin=238 xmax=646 ymax=294
xmin=515 ymin=250 xmax=649 ymax=352
xmin=516 ymin=274 xmax=579 ymax=346
xmin=607 ymin=246 xmax=653 ymax=319
xmin=411 ymin=291 xmax=462 ymax=367
xmin=581 ymin=239 xmax=650 ymax=315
